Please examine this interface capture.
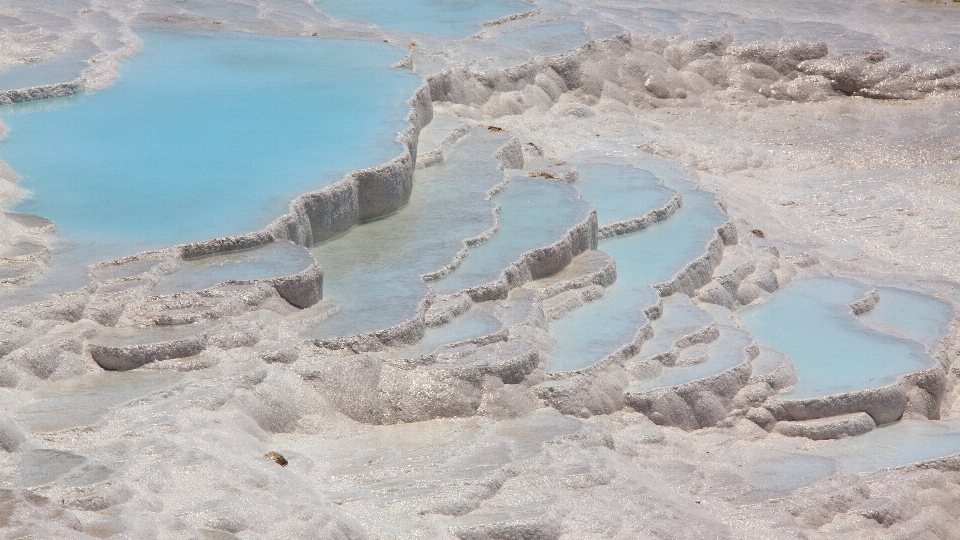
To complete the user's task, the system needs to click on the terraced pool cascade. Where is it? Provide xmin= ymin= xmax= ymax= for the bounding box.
xmin=152 ymin=241 xmax=316 ymax=297
xmin=738 ymin=278 xmax=939 ymax=401
xmin=302 ymin=129 xmax=509 ymax=340
xmin=625 ymin=302 xmax=753 ymax=394
xmin=0 ymin=29 xmax=422 ymax=250
xmin=430 ymin=176 xmax=593 ymax=297
xmin=314 ymin=0 xmax=531 ymax=38
xmin=545 ymin=179 xmax=728 ymax=373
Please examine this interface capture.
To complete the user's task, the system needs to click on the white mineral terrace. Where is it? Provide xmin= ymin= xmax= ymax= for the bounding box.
xmin=0 ymin=0 xmax=960 ymax=538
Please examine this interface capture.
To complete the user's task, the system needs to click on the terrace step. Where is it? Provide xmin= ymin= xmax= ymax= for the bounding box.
xmin=624 ymin=303 xmax=757 ymax=430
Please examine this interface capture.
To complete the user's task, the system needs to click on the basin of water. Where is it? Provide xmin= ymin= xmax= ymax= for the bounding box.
xmin=0 ymin=30 xmax=421 ymax=251
xmin=153 ymin=242 xmax=315 ymax=296
xmin=0 ymin=41 xmax=99 ymax=92
xmin=431 ymin=177 xmax=592 ymax=297
xmin=574 ymin=163 xmax=676 ymax=229
xmin=628 ymin=304 xmax=752 ymax=392
xmin=314 ymin=0 xmax=530 ymax=38
xmin=739 ymin=278 xmax=937 ymax=400
xmin=404 ymin=308 xmax=503 ymax=358
xmin=547 ymin=177 xmax=727 ymax=373
xmin=858 ymin=287 xmax=956 ymax=351
xmin=304 ymin=131 xmax=507 ymax=339
xmin=809 ymin=420 xmax=960 ymax=473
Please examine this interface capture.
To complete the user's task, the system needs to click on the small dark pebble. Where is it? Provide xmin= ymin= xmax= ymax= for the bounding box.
xmin=487 ymin=125 xmax=504 ymax=132
xmin=751 ymin=229 xmax=765 ymax=238
xmin=265 ymin=451 xmax=288 ymax=467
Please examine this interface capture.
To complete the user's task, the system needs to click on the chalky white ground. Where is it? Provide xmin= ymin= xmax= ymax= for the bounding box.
xmin=2 ymin=0 xmax=960 ymax=538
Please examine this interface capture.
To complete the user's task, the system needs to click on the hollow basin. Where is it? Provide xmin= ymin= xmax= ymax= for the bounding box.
xmin=153 ymin=242 xmax=316 ymax=296
xmin=546 ymin=179 xmax=727 ymax=372
xmin=0 ymin=29 xmax=421 ymax=251
xmin=808 ymin=420 xmax=960 ymax=473
xmin=314 ymin=0 xmax=530 ymax=38
xmin=574 ymin=163 xmax=676 ymax=229
xmin=858 ymin=286 xmax=956 ymax=351
xmin=430 ymin=177 xmax=592 ymax=297
xmin=739 ymin=278 xmax=938 ymax=400
xmin=304 ymin=130 xmax=507 ymax=339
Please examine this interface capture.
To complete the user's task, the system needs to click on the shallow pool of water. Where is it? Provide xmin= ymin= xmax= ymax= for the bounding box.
xmin=305 ymin=130 xmax=507 ymax=339
xmin=575 ymin=163 xmax=675 ymax=228
xmin=431 ymin=177 xmax=592 ymax=297
xmin=314 ymin=0 xmax=530 ymax=38
xmin=0 ymin=30 xmax=421 ymax=250
xmin=16 ymin=370 xmax=184 ymax=433
xmin=152 ymin=241 xmax=316 ymax=296
xmin=809 ymin=420 xmax=960 ymax=473
xmin=0 ymin=41 xmax=98 ymax=92
xmin=859 ymin=287 xmax=955 ymax=351
xmin=404 ymin=308 xmax=503 ymax=358
xmin=739 ymin=278 xmax=937 ymax=400
xmin=547 ymin=179 xmax=727 ymax=373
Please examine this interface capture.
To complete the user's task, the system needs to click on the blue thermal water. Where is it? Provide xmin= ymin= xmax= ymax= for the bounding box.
xmin=739 ymin=278 xmax=937 ymax=400
xmin=152 ymin=241 xmax=316 ymax=296
xmin=634 ymin=293 xmax=714 ymax=361
xmin=489 ymin=19 xmax=593 ymax=58
xmin=304 ymin=131 xmax=507 ymax=339
xmin=858 ymin=287 xmax=956 ymax=350
xmin=810 ymin=421 xmax=960 ymax=473
xmin=629 ymin=304 xmax=753 ymax=392
xmin=0 ymin=30 xmax=421 ymax=253
xmin=547 ymin=181 xmax=728 ymax=372
xmin=404 ymin=309 xmax=503 ymax=358
xmin=0 ymin=42 xmax=99 ymax=92
xmin=314 ymin=0 xmax=530 ymax=38
xmin=431 ymin=177 xmax=592 ymax=297
xmin=575 ymin=163 xmax=675 ymax=228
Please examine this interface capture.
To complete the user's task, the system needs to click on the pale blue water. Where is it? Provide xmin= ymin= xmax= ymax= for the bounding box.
xmin=431 ymin=177 xmax=592 ymax=297
xmin=0 ymin=30 xmax=421 ymax=252
xmin=314 ymin=0 xmax=530 ymax=38
xmin=634 ymin=293 xmax=714 ymax=362
xmin=628 ymin=306 xmax=754 ymax=392
xmin=0 ymin=42 xmax=99 ymax=92
xmin=810 ymin=420 xmax=960 ymax=473
xmin=305 ymin=131 xmax=507 ymax=339
xmin=739 ymin=278 xmax=937 ymax=400
xmin=859 ymin=287 xmax=956 ymax=350
xmin=404 ymin=309 xmax=503 ymax=358
xmin=152 ymin=241 xmax=316 ymax=296
xmin=575 ymin=163 xmax=675 ymax=228
xmin=547 ymin=182 xmax=727 ymax=373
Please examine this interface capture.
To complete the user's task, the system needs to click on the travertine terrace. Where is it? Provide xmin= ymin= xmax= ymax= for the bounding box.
xmin=1 ymin=0 xmax=960 ymax=538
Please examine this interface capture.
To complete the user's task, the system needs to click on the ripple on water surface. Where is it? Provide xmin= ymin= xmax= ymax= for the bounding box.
xmin=0 ymin=30 xmax=421 ymax=251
